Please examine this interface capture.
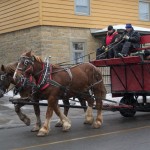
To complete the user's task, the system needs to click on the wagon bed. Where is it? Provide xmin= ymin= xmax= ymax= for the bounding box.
xmin=90 ymin=35 xmax=150 ymax=117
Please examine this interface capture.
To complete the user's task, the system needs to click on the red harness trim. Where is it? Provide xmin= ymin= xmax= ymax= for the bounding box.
xmin=37 ymin=63 xmax=44 ymax=85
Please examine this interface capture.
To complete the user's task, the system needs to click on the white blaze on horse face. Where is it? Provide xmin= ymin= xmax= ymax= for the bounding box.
xmin=13 ymin=62 xmax=21 ymax=80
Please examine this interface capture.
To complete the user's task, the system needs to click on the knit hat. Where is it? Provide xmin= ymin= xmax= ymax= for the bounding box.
xmin=107 ymin=25 xmax=113 ymax=31
xmin=125 ymin=23 xmax=133 ymax=28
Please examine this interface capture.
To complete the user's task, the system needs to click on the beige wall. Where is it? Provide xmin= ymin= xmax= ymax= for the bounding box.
xmin=0 ymin=26 xmax=98 ymax=64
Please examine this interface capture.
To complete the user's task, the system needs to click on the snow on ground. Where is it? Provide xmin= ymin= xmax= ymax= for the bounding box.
xmin=3 ymin=91 xmax=149 ymax=110
xmin=3 ymin=91 xmax=121 ymax=109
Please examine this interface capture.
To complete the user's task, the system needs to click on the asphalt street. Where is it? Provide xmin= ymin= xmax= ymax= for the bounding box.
xmin=0 ymin=95 xmax=150 ymax=150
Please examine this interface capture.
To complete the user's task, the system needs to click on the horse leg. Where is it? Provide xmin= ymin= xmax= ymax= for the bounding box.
xmin=92 ymin=99 xmax=103 ymax=128
xmin=31 ymin=103 xmax=42 ymax=132
xmin=55 ymin=99 xmax=70 ymax=127
xmin=53 ymin=104 xmax=71 ymax=132
xmin=92 ymin=84 xmax=106 ymax=128
xmin=84 ymin=98 xmax=94 ymax=125
xmin=14 ymin=104 xmax=30 ymax=126
xmin=37 ymin=104 xmax=53 ymax=136
xmin=78 ymin=97 xmax=87 ymax=112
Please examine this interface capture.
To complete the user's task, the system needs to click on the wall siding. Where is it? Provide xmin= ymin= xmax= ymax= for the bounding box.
xmin=0 ymin=0 xmax=40 ymax=34
xmin=41 ymin=0 xmax=150 ymax=29
xmin=0 ymin=0 xmax=150 ymax=34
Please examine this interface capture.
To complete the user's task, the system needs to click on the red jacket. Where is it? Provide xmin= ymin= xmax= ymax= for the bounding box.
xmin=106 ymin=31 xmax=118 ymax=46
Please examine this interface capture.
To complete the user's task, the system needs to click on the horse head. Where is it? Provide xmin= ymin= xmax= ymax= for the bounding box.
xmin=13 ymin=51 xmax=43 ymax=89
xmin=0 ymin=64 xmax=13 ymax=97
xmin=13 ymin=51 xmax=35 ymax=81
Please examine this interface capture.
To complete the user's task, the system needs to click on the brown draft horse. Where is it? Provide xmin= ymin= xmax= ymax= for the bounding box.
xmin=13 ymin=51 xmax=106 ymax=136
xmin=0 ymin=62 xmax=41 ymax=131
xmin=0 ymin=62 xmax=86 ymax=131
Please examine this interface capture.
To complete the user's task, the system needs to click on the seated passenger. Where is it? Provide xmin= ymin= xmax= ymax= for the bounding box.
xmin=116 ymin=23 xmax=140 ymax=57
xmin=96 ymin=25 xmax=119 ymax=59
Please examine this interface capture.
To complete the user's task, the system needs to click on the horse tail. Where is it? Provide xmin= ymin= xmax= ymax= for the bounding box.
xmin=92 ymin=66 xmax=107 ymax=100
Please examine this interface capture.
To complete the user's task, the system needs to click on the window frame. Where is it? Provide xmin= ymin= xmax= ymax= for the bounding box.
xmin=70 ymin=39 xmax=87 ymax=64
xmin=74 ymin=0 xmax=90 ymax=16
xmin=139 ymin=0 xmax=150 ymax=21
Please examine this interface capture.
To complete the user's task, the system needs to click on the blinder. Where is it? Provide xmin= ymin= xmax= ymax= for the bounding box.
xmin=0 ymin=73 xmax=7 ymax=81
xmin=17 ymin=56 xmax=34 ymax=73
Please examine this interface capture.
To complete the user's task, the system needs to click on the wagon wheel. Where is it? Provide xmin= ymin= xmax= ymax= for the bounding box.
xmin=119 ymin=94 xmax=137 ymax=117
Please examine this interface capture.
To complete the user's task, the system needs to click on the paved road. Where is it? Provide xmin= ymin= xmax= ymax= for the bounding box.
xmin=0 ymin=96 xmax=150 ymax=150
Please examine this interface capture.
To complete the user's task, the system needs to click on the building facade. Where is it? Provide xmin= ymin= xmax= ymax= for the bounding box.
xmin=0 ymin=0 xmax=150 ymax=64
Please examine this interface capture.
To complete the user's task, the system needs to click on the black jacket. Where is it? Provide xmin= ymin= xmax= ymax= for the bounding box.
xmin=125 ymin=28 xmax=140 ymax=48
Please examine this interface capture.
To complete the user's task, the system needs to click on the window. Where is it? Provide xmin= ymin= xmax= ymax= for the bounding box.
xmin=139 ymin=1 xmax=150 ymax=21
xmin=72 ymin=42 xmax=85 ymax=64
xmin=75 ymin=0 xmax=90 ymax=15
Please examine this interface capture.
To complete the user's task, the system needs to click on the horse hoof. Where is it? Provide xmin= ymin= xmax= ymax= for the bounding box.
xmin=31 ymin=126 xmax=40 ymax=132
xmin=37 ymin=131 xmax=48 ymax=137
xmin=24 ymin=118 xmax=31 ymax=126
xmin=84 ymin=118 xmax=94 ymax=125
xmin=62 ymin=122 xmax=71 ymax=132
xmin=55 ymin=121 xmax=63 ymax=127
xmin=92 ymin=121 xmax=102 ymax=129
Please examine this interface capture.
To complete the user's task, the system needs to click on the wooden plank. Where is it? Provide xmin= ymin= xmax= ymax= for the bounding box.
xmin=0 ymin=8 xmax=39 ymax=22
xmin=42 ymin=20 xmax=98 ymax=28
xmin=0 ymin=5 xmax=39 ymax=19
xmin=42 ymin=14 xmax=142 ymax=25
xmin=92 ymin=0 xmax=137 ymax=6
xmin=43 ymin=0 xmax=73 ymax=6
xmin=0 ymin=17 xmax=39 ymax=30
xmin=42 ymin=7 xmax=74 ymax=14
xmin=91 ymin=5 xmax=138 ymax=13
xmin=42 ymin=3 xmax=73 ymax=10
xmin=0 ymin=0 xmax=38 ymax=15
xmin=0 ymin=22 xmax=39 ymax=34
xmin=0 ymin=0 xmax=20 ymax=6
xmin=92 ymin=9 xmax=138 ymax=17
xmin=42 ymin=18 xmax=150 ymax=30
xmin=43 ymin=11 xmax=138 ymax=21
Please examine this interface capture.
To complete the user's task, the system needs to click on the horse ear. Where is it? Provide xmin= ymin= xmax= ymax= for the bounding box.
xmin=26 ymin=51 xmax=32 ymax=56
xmin=1 ymin=65 xmax=5 ymax=71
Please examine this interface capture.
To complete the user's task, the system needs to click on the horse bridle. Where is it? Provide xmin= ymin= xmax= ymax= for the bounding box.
xmin=0 ymin=73 xmax=10 ymax=94
xmin=17 ymin=56 xmax=34 ymax=74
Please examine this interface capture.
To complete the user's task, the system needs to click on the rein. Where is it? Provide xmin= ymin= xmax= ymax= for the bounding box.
xmin=96 ymin=38 xmax=124 ymax=59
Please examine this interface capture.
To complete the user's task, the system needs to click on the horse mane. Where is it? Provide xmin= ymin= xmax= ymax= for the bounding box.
xmin=5 ymin=62 xmax=18 ymax=74
xmin=30 ymin=53 xmax=61 ymax=69
xmin=32 ymin=54 xmax=43 ymax=63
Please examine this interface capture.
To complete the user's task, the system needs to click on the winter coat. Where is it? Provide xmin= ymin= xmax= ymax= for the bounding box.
xmin=126 ymin=28 xmax=140 ymax=48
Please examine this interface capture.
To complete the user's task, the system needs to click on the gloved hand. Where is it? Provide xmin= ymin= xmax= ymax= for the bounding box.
xmin=105 ymin=47 xmax=108 ymax=51
xmin=102 ymin=46 xmax=105 ymax=50
xmin=123 ymin=35 xmax=130 ymax=40
xmin=115 ymin=38 xmax=119 ymax=42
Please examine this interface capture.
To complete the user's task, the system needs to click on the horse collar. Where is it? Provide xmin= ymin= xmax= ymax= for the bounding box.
xmin=36 ymin=62 xmax=52 ymax=91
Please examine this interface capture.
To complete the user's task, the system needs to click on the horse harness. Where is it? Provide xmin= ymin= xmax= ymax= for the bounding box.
xmin=16 ymin=56 xmax=103 ymax=99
